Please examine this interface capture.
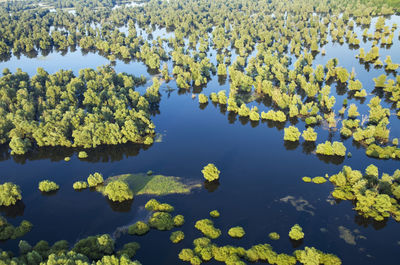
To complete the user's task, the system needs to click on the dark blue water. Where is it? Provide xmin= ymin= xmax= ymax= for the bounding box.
xmin=0 ymin=15 xmax=400 ymax=265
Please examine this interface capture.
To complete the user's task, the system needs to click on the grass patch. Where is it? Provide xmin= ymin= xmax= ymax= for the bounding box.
xmin=97 ymin=173 xmax=201 ymax=196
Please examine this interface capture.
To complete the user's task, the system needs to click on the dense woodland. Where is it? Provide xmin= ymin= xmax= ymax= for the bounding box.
xmin=0 ymin=0 xmax=400 ymax=264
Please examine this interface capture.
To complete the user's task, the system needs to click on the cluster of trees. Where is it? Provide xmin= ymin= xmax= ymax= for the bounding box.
xmin=104 ymin=180 xmax=133 ymax=202
xmin=0 ymin=216 xmax=32 ymax=241
xmin=38 ymin=180 xmax=59 ymax=192
xmin=228 ymin=226 xmax=245 ymax=238
xmin=0 ymin=67 xmax=158 ymax=155
xmin=0 ymin=234 xmax=141 ymax=264
xmin=194 ymin=219 xmax=221 ymax=239
xmin=321 ymin=165 xmax=400 ymax=222
xmin=0 ymin=182 xmax=22 ymax=206
xmin=288 ymin=224 xmax=304 ymax=241
xmin=201 ymin=164 xmax=220 ymax=182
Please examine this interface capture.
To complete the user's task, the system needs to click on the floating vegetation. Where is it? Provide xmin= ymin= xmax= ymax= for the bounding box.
xmin=338 ymin=226 xmax=356 ymax=245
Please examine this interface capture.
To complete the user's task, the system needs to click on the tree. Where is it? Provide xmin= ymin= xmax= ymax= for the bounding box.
xmin=38 ymin=181 xmax=59 ymax=193
xmin=289 ymin=224 xmax=304 ymax=240
xmin=302 ymin=127 xmax=317 ymax=142
xmin=104 ymin=181 xmax=133 ymax=202
xmin=284 ymin=126 xmax=300 ymax=142
xmin=0 ymin=182 xmax=22 ymax=206
xmin=201 ymin=164 xmax=220 ymax=182
xmin=87 ymin=173 xmax=104 ymax=187
xmin=228 ymin=227 xmax=245 ymax=238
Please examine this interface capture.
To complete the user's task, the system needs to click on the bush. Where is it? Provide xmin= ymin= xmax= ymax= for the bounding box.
xmin=73 ymin=181 xmax=88 ymax=190
xmin=312 ymin=176 xmax=327 ymax=184
xmin=116 ymin=242 xmax=140 ymax=259
xmin=201 ymin=164 xmax=220 ymax=182
xmin=302 ymin=127 xmax=317 ymax=142
xmin=198 ymin=94 xmax=208 ymax=104
xmin=73 ymin=234 xmax=114 ymax=260
xmin=87 ymin=172 xmax=104 ymax=187
xmin=78 ymin=151 xmax=88 ymax=158
xmin=170 ymin=231 xmax=185 ymax=243
xmin=284 ymin=126 xmax=300 ymax=142
xmin=228 ymin=227 xmax=245 ymax=238
xmin=104 ymin=181 xmax=133 ymax=202
xmin=302 ymin=177 xmax=312 ymax=182
xmin=316 ymin=141 xmax=346 ymax=156
xmin=0 ymin=182 xmax=22 ymax=206
xmin=178 ymin=249 xmax=195 ymax=261
xmin=128 ymin=221 xmax=150 ymax=235
xmin=38 ymin=180 xmax=59 ymax=192
xmin=148 ymin=212 xmax=174 ymax=230
xmin=210 ymin=210 xmax=220 ymax=218
xmin=195 ymin=219 xmax=221 ymax=239
xmin=289 ymin=224 xmax=304 ymax=240
xmin=173 ymin=215 xmax=185 ymax=226
xmin=145 ymin=199 xmax=174 ymax=212
xmin=269 ymin=232 xmax=280 ymax=240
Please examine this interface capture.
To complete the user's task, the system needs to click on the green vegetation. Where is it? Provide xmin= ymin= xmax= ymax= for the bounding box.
xmin=284 ymin=126 xmax=301 ymax=142
xmin=87 ymin=172 xmax=104 ymax=187
xmin=228 ymin=227 xmax=245 ymax=238
xmin=104 ymin=180 xmax=133 ymax=202
xmin=0 ymin=216 xmax=32 ymax=241
xmin=148 ymin=212 xmax=175 ymax=231
xmin=128 ymin=221 xmax=150 ymax=236
xmin=195 ymin=219 xmax=221 ymax=239
xmin=78 ymin=151 xmax=88 ymax=159
xmin=312 ymin=176 xmax=327 ymax=184
xmin=0 ymin=67 xmax=155 ymax=155
xmin=170 ymin=231 xmax=185 ymax=243
xmin=268 ymin=232 xmax=280 ymax=240
xmin=72 ymin=234 xmax=114 ymax=260
xmin=173 ymin=215 xmax=185 ymax=227
xmin=289 ymin=224 xmax=304 ymax=240
xmin=100 ymin=173 xmax=200 ymax=196
xmin=302 ymin=128 xmax=317 ymax=142
xmin=0 ymin=182 xmax=22 ymax=206
xmin=145 ymin=199 xmax=174 ymax=212
xmin=210 ymin=210 xmax=220 ymax=218
xmin=73 ymin=181 xmax=88 ymax=190
xmin=316 ymin=141 xmax=346 ymax=156
xmin=202 ymin=164 xmax=220 ymax=182
xmin=308 ymin=165 xmax=400 ymax=222
xmin=38 ymin=180 xmax=59 ymax=193
xmin=198 ymin=94 xmax=208 ymax=104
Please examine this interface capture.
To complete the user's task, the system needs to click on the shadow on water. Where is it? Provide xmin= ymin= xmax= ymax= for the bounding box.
xmin=106 ymin=199 xmax=134 ymax=212
xmin=0 ymin=201 xmax=26 ymax=218
xmin=0 ymin=142 xmax=149 ymax=164
xmin=316 ymin=154 xmax=345 ymax=165
xmin=203 ymin=180 xmax=220 ymax=193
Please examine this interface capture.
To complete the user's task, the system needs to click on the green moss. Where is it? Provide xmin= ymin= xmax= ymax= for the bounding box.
xmin=289 ymin=224 xmax=304 ymax=240
xmin=0 ymin=182 xmax=22 ymax=206
xmin=128 ymin=221 xmax=150 ymax=236
xmin=228 ymin=227 xmax=245 ymax=238
xmin=38 ymin=180 xmax=59 ymax=192
xmin=209 ymin=210 xmax=220 ymax=218
xmin=202 ymin=164 xmax=220 ymax=182
xmin=170 ymin=231 xmax=185 ymax=243
xmin=148 ymin=212 xmax=175 ymax=231
xmin=99 ymin=173 xmax=200 ymax=196
xmin=195 ymin=219 xmax=221 ymax=239
xmin=269 ymin=232 xmax=280 ymax=240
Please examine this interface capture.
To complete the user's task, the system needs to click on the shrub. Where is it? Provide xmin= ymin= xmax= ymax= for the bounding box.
xmin=302 ymin=177 xmax=312 ymax=183
xmin=73 ymin=181 xmax=88 ymax=190
xmin=178 ymin=249 xmax=195 ymax=261
xmin=316 ymin=141 xmax=346 ymax=156
xmin=198 ymin=94 xmax=208 ymax=104
xmin=269 ymin=232 xmax=280 ymax=240
xmin=145 ymin=199 xmax=174 ymax=212
xmin=116 ymin=242 xmax=140 ymax=259
xmin=38 ymin=180 xmax=59 ymax=193
xmin=173 ymin=215 xmax=185 ymax=226
xmin=87 ymin=172 xmax=104 ymax=187
xmin=73 ymin=234 xmax=114 ymax=260
xmin=0 ymin=182 xmax=22 ymax=206
xmin=195 ymin=219 xmax=221 ymax=239
xmin=104 ymin=181 xmax=133 ymax=202
xmin=78 ymin=151 xmax=88 ymax=158
xmin=289 ymin=224 xmax=304 ymax=240
xmin=228 ymin=227 xmax=245 ymax=238
xmin=249 ymin=110 xmax=260 ymax=121
xmin=284 ymin=126 xmax=300 ymax=142
xmin=302 ymin=127 xmax=317 ymax=142
xmin=148 ymin=212 xmax=174 ymax=230
xmin=210 ymin=210 xmax=220 ymax=218
xmin=201 ymin=164 xmax=220 ymax=182
xmin=128 ymin=221 xmax=150 ymax=235
xmin=170 ymin=231 xmax=185 ymax=243
xmin=312 ymin=176 xmax=327 ymax=184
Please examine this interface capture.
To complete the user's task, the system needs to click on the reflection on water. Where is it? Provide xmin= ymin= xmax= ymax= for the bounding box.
xmin=0 ymin=201 xmax=25 ymax=218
